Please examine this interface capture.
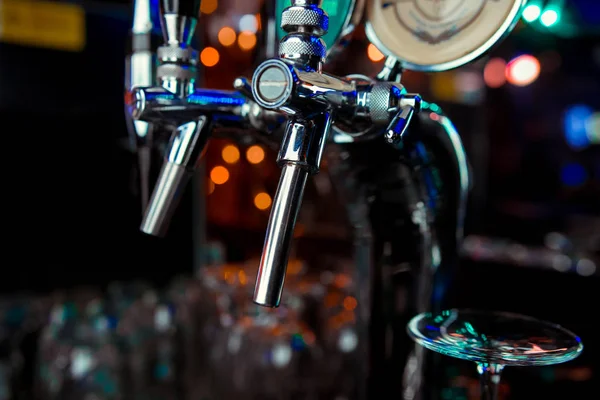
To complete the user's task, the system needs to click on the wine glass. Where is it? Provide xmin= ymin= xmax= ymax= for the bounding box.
xmin=407 ymin=309 xmax=583 ymax=400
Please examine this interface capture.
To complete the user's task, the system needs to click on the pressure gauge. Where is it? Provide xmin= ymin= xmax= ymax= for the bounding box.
xmin=365 ymin=0 xmax=526 ymax=71
xmin=275 ymin=0 xmax=365 ymax=60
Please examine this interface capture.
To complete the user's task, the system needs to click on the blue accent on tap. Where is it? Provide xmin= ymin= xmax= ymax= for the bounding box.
xmin=187 ymin=90 xmax=247 ymax=107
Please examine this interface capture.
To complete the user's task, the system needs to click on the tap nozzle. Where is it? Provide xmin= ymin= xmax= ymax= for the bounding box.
xmin=141 ymin=116 xmax=209 ymax=236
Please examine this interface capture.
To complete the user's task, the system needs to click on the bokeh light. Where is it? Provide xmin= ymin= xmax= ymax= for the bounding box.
xmin=560 ymin=162 xmax=588 ymax=187
xmin=239 ymin=14 xmax=259 ymax=33
xmin=506 ymin=54 xmax=540 ymax=86
xmin=238 ymin=31 xmax=257 ymax=51
xmin=540 ymin=9 xmax=559 ymax=27
xmin=210 ymin=166 xmax=230 ymax=185
xmin=367 ymin=44 xmax=385 ymax=62
xmin=200 ymin=47 xmax=220 ymax=67
xmin=254 ymin=192 xmax=272 ymax=210
xmin=564 ymin=105 xmax=594 ymax=149
xmin=218 ymin=27 xmax=236 ymax=47
xmin=222 ymin=145 xmax=240 ymax=164
xmin=522 ymin=4 xmax=541 ymax=22
xmin=586 ymin=112 xmax=600 ymax=144
xmin=483 ymin=57 xmax=507 ymax=88
xmin=246 ymin=145 xmax=265 ymax=164
xmin=200 ymin=0 xmax=218 ymax=15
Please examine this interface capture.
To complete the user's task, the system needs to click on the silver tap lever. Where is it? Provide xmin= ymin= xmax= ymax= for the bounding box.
xmin=141 ymin=117 xmax=208 ymax=236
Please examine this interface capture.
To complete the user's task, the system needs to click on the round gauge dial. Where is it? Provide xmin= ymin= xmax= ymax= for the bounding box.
xmin=366 ymin=0 xmax=526 ymax=71
xmin=275 ymin=0 xmax=361 ymax=57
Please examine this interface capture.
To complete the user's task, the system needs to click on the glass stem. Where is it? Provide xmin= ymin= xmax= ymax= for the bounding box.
xmin=476 ymin=363 xmax=504 ymax=400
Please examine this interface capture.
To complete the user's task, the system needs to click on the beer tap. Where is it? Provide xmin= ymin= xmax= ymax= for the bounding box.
xmin=125 ymin=0 xmax=161 ymax=211
xmin=247 ymin=0 xmax=422 ymax=307
xmin=126 ymin=0 xmax=283 ymax=237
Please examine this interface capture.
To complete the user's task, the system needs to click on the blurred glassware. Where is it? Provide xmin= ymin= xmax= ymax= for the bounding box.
xmin=36 ymin=287 xmax=122 ymax=400
xmin=407 ymin=310 xmax=583 ymax=400
xmin=0 ymin=294 xmax=51 ymax=400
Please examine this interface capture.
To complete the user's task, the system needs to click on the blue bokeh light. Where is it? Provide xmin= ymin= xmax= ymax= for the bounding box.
xmin=560 ymin=162 xmax=588 ymax=187
xmin=563 ymin=105 xmax=593 ymax=149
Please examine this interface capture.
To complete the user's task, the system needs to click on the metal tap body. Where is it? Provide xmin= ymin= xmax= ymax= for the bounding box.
xmin=126 ymin=0 xmax=283 ymax=237
xmin=251 ymin=1 xmax=422 ymax=308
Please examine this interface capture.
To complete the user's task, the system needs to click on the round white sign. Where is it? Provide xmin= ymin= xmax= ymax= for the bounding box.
xmin=366 ymin=0 xmax=526 ymax=71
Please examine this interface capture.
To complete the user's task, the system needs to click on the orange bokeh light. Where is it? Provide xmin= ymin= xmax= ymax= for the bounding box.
xmin=246 ymin=145 xmax=265 ymax=164
xmin=367 ymin=43 xmax=385 ymax=62
xmin=218 ymin=26 xmax=236 ymax=47
xmin=200 ymin=47 xmax=220 ymax=67
xmin=238 ymin=31 xmax=257 ymax=51
xmin=200 ymin=0 xmax=217 ymax=14
xmin=343 ymin=296 xmax=357 ymax=311
xmin=221 ymin=145 xmax=240 ymax=164
xmin=210 ymin=166 xmax=229 ymax=185
xmin=254 ymin=192 xmax=272 ymax=210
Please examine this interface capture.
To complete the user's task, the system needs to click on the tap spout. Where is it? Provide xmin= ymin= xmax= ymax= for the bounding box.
xmin=254 ymin=112 xmax=332 ymax=307
xmin=141 ymin=116 xmax=209 ymax=236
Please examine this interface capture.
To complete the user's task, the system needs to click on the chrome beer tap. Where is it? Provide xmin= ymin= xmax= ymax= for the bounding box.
xmin=126 ymin=0 xmax=283 ymax=237
xmin=248 ymin=0 xmax=423 ymax=308
xmin=125 ymin=0 xmax=162 ymax=211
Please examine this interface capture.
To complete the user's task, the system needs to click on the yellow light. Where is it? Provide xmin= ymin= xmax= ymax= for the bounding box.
xmin=367 ymin=43 xmax=385 ymax=62
xmin=210 ymin=166 xmax=229 ymax=185
xmin=207 ymin=180 xmax=215 ymax=195
xmin=254 ymin=192 xmax=272 ymax=210
xmin=200 ymin=47 xmax=219 ymax=67
xmin=221 ymin=145 xmax=240 ymax=164
xmin=238 ymin=31 xmax=257 ymax=51
xmin=200 ymin=0 xmax=217 ymax=14
xmin=246 ymin=145 xmax=265 ymax=164
xmin=218 ymin=26 xmax=236 ymax=47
